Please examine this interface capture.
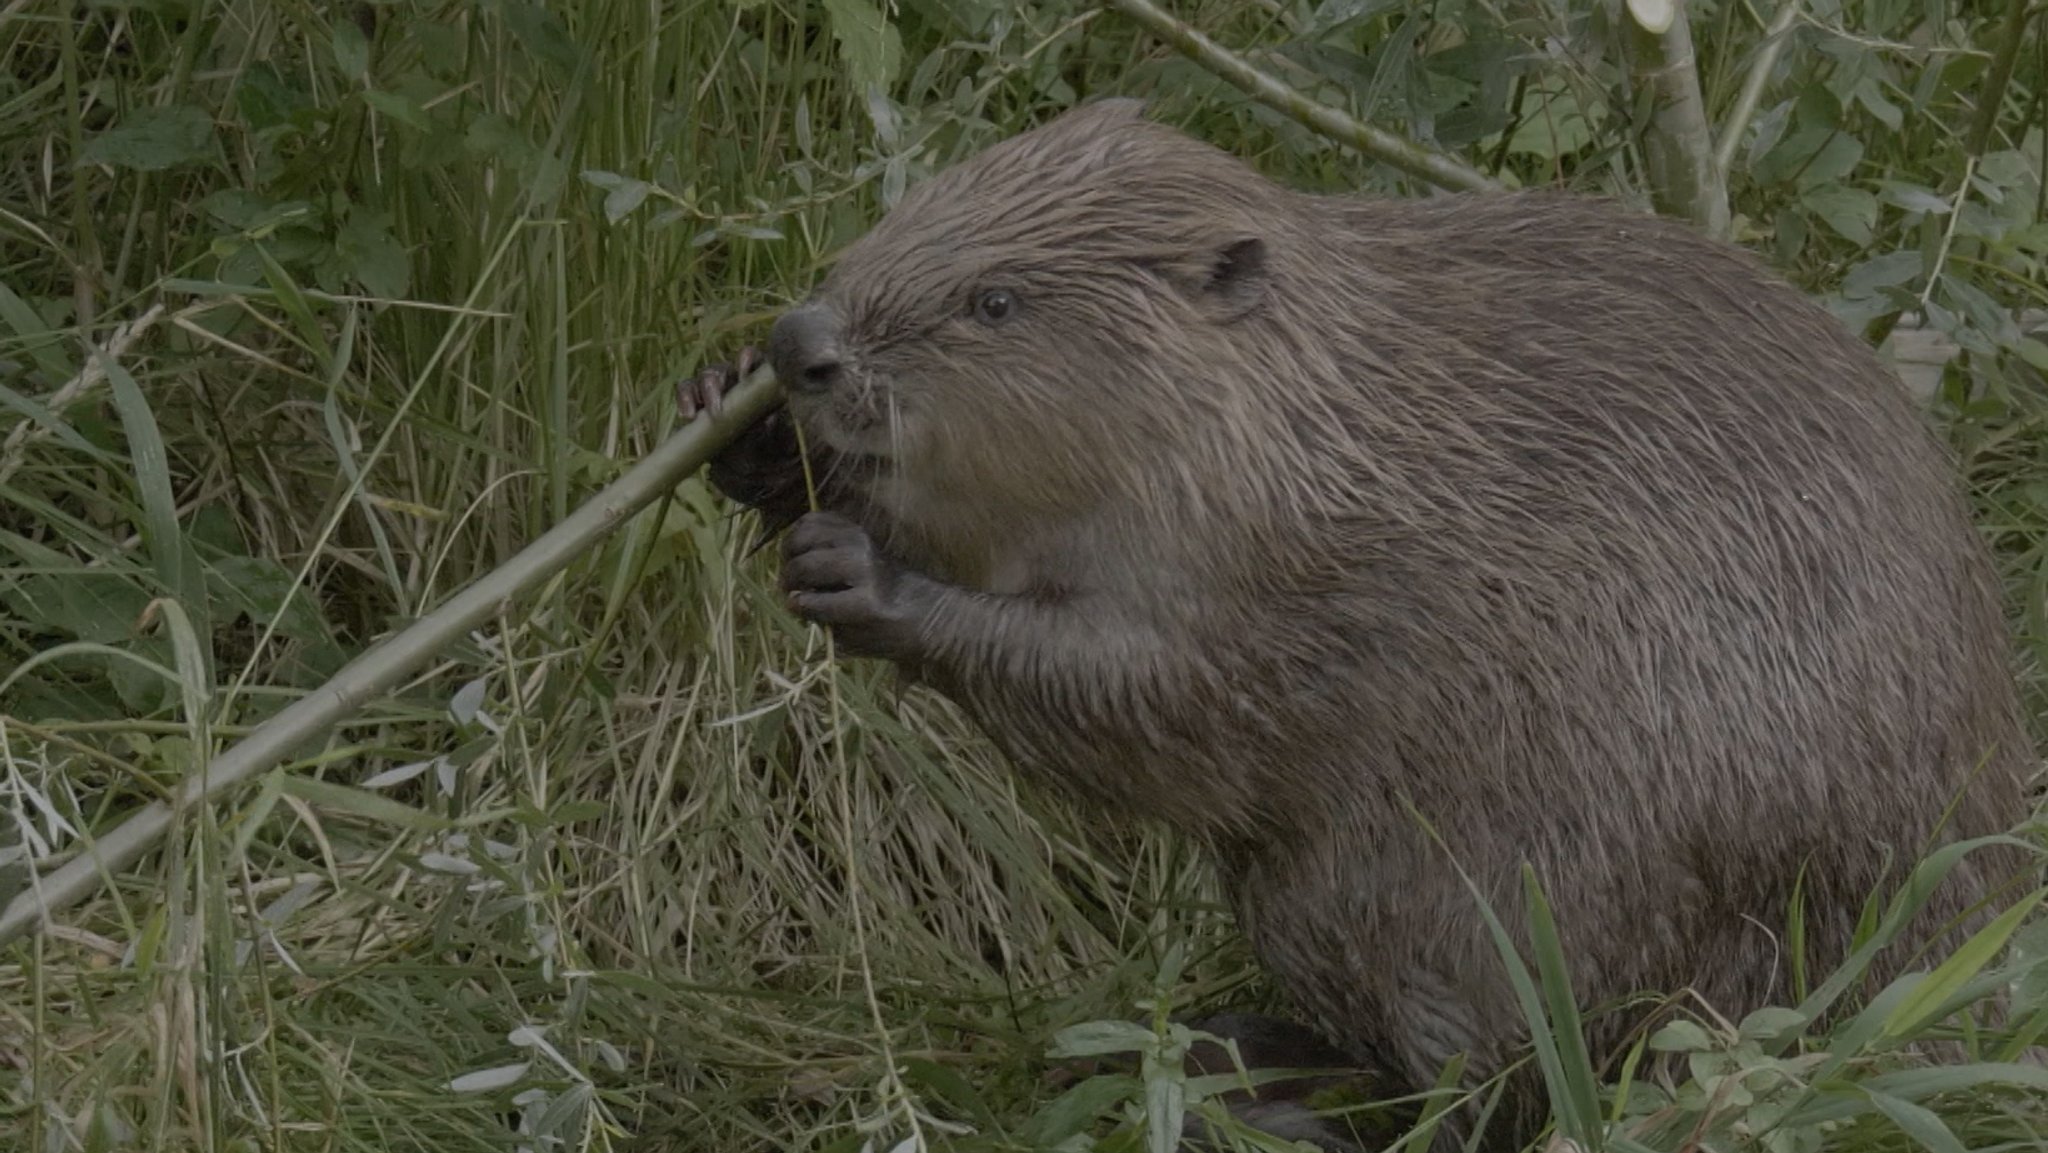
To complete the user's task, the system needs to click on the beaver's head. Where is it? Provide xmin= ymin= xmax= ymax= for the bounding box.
xmin=768 ymin=99 xmax=1292 ymax=521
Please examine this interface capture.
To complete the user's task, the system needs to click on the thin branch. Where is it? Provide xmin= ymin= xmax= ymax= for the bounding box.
xmin=1714 ymin=0 xmax=1806 ymax=178
xmin=1102 ymin=0 xmax=1499 ymax=194
xmin=1627 ymin=0 xmax=1732 ymax=237
xmin=0 ymin=364 xmax=786 ymax=948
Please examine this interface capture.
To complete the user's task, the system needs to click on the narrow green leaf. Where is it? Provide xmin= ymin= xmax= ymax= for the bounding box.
xmin=0 ymin=380 xmax=116 ymax=462
xmin=1046 ymin=1020 xmax=1158 ymax=1059
xmin=0 ymin=278 xmax=76 ymax=381
xmin=1882 ymin=887 xmax=2047 ymax=1038
xmin=1865 ymin=1089 xmax=1967 ymax=1153
xmin=99 ymin=354 xmax=190 ymax=605
xmin=1522 ymin=865 xmax=1602 ymax=1142
xmin=0 ymin=640 xmax=182 ymax=702
xmin=254 ymin=244 xmax=332 ymax=366
xmin=278 ymin=776 xmax=453 ymax=832
xmin=150 ymin=598 xmax=214 ymax=743
xmin=1461 ymin=862 xmax=1577 ymax=1143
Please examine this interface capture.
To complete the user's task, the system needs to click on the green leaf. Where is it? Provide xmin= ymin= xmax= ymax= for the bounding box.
xmin=1853 ymin=77 xmax=1903 ymax=130
xmin=2015 ymin=338 xmax=2048 ymax=373
xmin=821 ymin=0 xmax=904 ymax=95
xmin=335 ymin=211 xmax=410 ymax=298
xmin=206 ymin=554 xmax=331 ymax=645
xmin=1304 ymin=0 xmax=1406 ymax=35
xmin=446 ymin=1062 xmax=529 ymax=1093
xmin=1046 ymin=1020 xmax=1158 ymax=1058
xmin=0 ymin=567 xmax=150 ymax=645
xmin=603 ymin=180 xmax=651 ymax=223
xmin=500 ymin=1 xmax=580 ymax=76
xmin=1876 ymin=181 xmax=1952 ymax=216
xmin=80 ymin=104 xmax=216 ymax=172
xmin=201 ymin=191 xmax=317 ymax=238
xmin=362 ymin=89 xmax=430 ymax=132
xmin=1736 ymin=1006 xmax=1809 ymax=1044
xmin=899 ymin=1057 xmax=999 ymax=1128
xmin=1842 ymin=251 xmax=1922 ymax=298
xmin=1507 ymin=80 xmax=1601 ymax=159
xmin=332 ymin=18 xmax=370 ymax=80
xmin=1144 ymin=1068 xmax=1186 ymax=1153
xmin=0 ymin=638 xmax=182 ymax=717
xmin=1017 ymin=1074 xmax=1141 ymax=1145
xmin=1647 ymin=1019 xmax=1713 ymax=1052
xmin=1802 ymin=185 xmax=1878 ymax=245
xmin=1745 ymin=98 xmax=1795 ymax=172
xmin=235 ymin=64 xmax=311 ymax=133
xmin=1795 ymin=134 xmax=1865 ymax=190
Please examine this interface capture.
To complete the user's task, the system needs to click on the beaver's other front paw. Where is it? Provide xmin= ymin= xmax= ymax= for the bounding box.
xmin=676 ymin=345 xmax=761 ymax=420
xmin=780 ymin=511 xmax=930 ymax=660
xmin=678 ymin=346 xmax=808 ymax=525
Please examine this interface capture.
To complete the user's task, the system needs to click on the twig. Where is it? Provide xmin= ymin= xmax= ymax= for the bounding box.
xmin=1626 ymin=0 xmax=1732 ymax=237
xmin=0 ymin=302 xmax=166 ymax=486
xmin=0 ymin=364 xmax=786 ymax=948
xmin=1714 ymin=0 xmax=1805 ymax=178
xmin=1102 ymin=0 xmax=1498 ymax=194
xmin=1966 ymin=0 xmax=2039 ymax=160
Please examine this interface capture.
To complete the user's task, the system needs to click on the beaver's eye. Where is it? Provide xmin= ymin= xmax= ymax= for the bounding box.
xmin=972 ymin=289 xmax=1016 ymax=326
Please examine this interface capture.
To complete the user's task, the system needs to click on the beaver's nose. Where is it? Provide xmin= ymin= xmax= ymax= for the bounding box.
xmin=768 ymin=303 xmax=845 ymax=396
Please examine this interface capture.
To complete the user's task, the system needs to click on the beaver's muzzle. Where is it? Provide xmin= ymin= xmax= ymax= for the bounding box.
xmin=769 ymin=302 xmax=846 ymax=397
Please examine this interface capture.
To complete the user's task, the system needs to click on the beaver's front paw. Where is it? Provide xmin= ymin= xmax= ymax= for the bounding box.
xmin=781 ymin=511 xmax=929 ymax=660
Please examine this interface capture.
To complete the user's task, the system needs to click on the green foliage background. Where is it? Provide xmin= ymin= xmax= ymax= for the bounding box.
xmin=0 ymin=1 xmax=2043 ymax=1151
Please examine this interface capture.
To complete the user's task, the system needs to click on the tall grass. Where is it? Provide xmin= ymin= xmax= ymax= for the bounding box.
xmin=1 ymin=2 xmax=2043 ymax=1151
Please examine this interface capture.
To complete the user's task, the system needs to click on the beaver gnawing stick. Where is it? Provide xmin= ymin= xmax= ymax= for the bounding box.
xmin=678 ymin=99 xmax=2040 ymax=1152
xmin=0 ymin=364 xmax=784 ymax=948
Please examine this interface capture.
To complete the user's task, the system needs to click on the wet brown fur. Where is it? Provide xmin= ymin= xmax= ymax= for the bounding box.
xmin=699 ymin=99 xmax=2041 ymax=1148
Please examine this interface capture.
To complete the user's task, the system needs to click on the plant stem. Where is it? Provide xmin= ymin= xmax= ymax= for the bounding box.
xmin=1628 ymin=0 xmax=1732 ymax=237
xmin=1103 ymin=0 xmax=1498 ymax=193
xmin=0 ymin=365 xmax=786 ymax=949
xmin=1714 ymin=0 xmax=1805 ymax=178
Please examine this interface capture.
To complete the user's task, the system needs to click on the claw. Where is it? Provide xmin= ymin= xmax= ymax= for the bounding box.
xmin=677 ymin=345 xmax=764 ymax=421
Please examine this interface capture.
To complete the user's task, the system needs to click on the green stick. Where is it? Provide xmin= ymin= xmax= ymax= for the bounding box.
xmin=0 ymin=366 xmax=784 ymax=949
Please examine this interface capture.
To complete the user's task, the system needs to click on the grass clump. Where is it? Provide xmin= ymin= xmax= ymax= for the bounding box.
xmin=2 ymin=2 xmax=2046 ymax=1151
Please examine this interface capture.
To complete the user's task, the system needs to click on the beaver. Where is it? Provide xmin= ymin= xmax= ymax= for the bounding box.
xmin=679 ymin=98 xmax=2039 ymax=1148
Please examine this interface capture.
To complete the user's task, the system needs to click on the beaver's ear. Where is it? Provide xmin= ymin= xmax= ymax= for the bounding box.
xmin=1202 ymin=236 xmax=1268 ymax=321
xmin=1146 ymin=235 xmax=1267 ymax=323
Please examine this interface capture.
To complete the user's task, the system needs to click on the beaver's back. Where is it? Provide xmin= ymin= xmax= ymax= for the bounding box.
xmin=1198 ymin=190 xmax=2036 ymax=1105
